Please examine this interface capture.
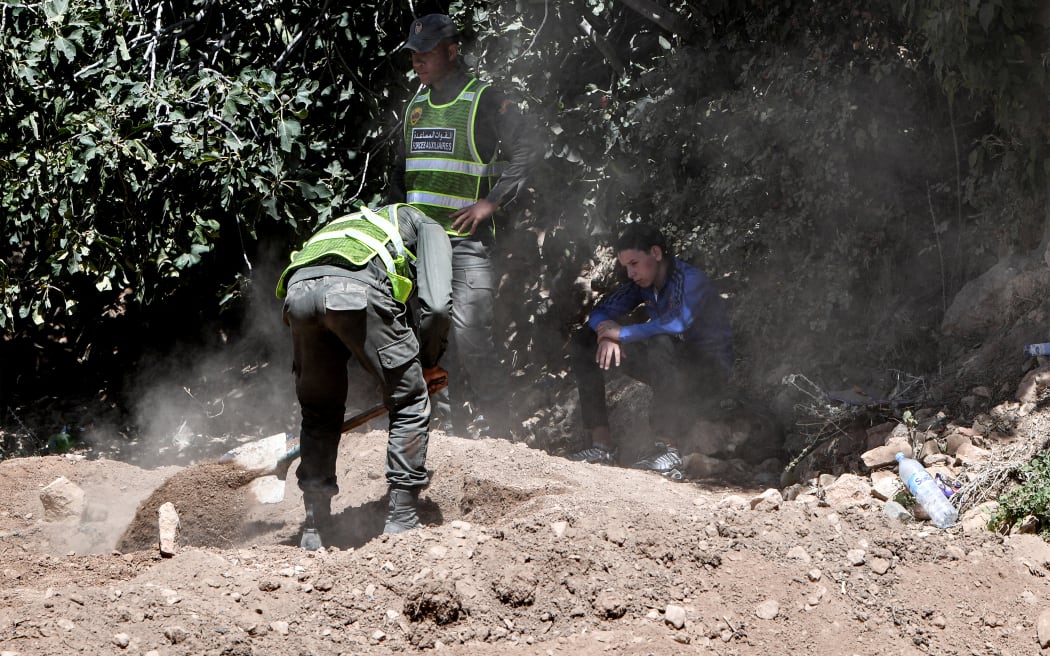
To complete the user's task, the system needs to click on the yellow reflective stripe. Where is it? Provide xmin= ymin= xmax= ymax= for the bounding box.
xmin=341 ymin=229 xmax=395 ymax=274
xmin=406 ymin=191 xmax=474 ymax=209
xmin=405 ymin=157 xmax=506 ymax=177
xmin=358 ymin=206 xmax=405 ymax=257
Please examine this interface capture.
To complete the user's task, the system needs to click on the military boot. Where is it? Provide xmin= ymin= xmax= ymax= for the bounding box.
xmin=383 ymin=487 xmax=421 ymax=534
xmin=301 ymin=492 xmax=333 ymax=551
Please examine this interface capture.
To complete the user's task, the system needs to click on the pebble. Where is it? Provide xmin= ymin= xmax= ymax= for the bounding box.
xmin=787 ymin=546 xmax=811 ymax=563
xmin=664 ymin=604 xmax=687 ymax=629
xmin=270 ymin=621 xmax=289 ymax=635
xmin=112 ymin=633 xmax=130 ymax=648
xmin=755 ymin=599 xmax=779 ymax=620
xmin=807 ymin=569 xmax=822 ymax=582
xmin=429 ymin=545 xmax=448 ymax=559
xmin=847 ymin=549 xmax=866 ymax=566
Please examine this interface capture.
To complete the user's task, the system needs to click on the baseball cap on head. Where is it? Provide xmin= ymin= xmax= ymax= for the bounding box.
xmin=403 ymin=14 xmax=460 ymax=52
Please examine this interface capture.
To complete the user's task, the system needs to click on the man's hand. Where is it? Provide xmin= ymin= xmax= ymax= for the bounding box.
xmin=594 ymin=320 xmax=622 ymax=342
xmin=449 ymin=199 xmax=497 ymax=235
xmin=595 ymin=336 xmax=622 ymax=370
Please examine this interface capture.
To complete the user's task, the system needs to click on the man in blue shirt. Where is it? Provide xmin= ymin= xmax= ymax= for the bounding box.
xmin=568 ymin=224 xmax=734 ymax=473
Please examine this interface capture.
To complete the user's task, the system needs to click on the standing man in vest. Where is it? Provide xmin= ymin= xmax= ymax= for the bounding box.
xmin=276 ymin=204 xmax=452 ymax=548
xmin=390 ymin=13 xmax=539 ymax=438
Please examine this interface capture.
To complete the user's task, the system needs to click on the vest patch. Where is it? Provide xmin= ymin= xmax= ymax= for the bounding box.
xmin=410 ymin=106 xmax=423 ymax=126
xmin=410 ymin=127 xmax=456 ymax=154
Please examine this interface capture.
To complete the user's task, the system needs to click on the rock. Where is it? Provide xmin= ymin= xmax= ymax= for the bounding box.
xmin=755 ymin=599 xmax=779 ymax=620
xmin=550 ymin=521 xmax=568 ymax=538
xmin=112 ymin=633 xmax=130 ymax=648
xmin=960 ymin=501 xmax=999 ymax=533
xmin=822 ymin=474 xmax=872 ymax=509
xmin=807 ymin=569 xmax=822 ymax=582
xmin=883 ymin=501 xmax=913 ymax=523
xmin=270 ymin=621 xmax=289 ymax=635
xmin=428 ymin=545 xmax=449 ymax=559
xmin=39 ymin=477 xmax=85 ymax=520
xmin=157 ymin=503 xmax=179 ymax=557
xmin=750 ymin=488 xmax=782 ymax=511
xmin=163 ymin=626 xmax=190 ymax=644
xmin=868 ymin=558 xmax=891 ymax=575
xmin=860 ymin=439 xmax=912 ymax=471
xmin=865 ymin=421 xmax=896 ymax=449
xmin=593 ymin=591 xmax=627 ymax=619
xmin=786 ymin=545 xmax=810 ymax=563
xmin=718 ymin=495 xmax=749 ymax=509
xmin=955 ymin=443 xmax=992 ymax=465
xmin=944 ymin=432 xmax=972 ymax=455
xmin=682 ymin=453 xmax=731 ymax=479
xmin=846 ymin=549 xmax=866 ymax=565
xmin=664 ymin=604 xmax=687 ymax=629
xmin=871 ymin=472 xmax=901 ymax=501
xmin=1037 ymin=609 xmax=1050 ymax=648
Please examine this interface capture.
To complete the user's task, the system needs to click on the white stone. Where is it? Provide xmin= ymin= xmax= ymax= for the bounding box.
xmin=755 ymin=599 xmax=780 ymax=620
xmin=823 ymin=474 xmax=872 ymax=509
xmin=158 ymin=503 xmax=180 ymax=556
xmin=39 ymin=477 xmax=85 ymax=520
xmin=270 ymin=621 xmax=289 ymax=635
xmin=1038 ymin=609 xmax=1050 ymax=648
xmin=664 ymin=604 xmax=687 ymax=629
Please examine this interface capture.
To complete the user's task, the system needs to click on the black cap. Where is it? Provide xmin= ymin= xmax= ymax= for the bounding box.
xmin=403 ymin=14 xmax=459 ymax=52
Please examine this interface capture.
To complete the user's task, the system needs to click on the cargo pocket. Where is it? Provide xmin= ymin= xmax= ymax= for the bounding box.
xmin=324 ymin=278 xmax=367 ymax=312
xmin=454 ymin=267 xmax=495 ymax=292
xmin=377 ymin=332 xmax=419 ymax=372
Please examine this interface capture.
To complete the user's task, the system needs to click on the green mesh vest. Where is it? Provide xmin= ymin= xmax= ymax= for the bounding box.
xmin=403 ymin=77 xmax=507 ymax=236
xmin=275 ymin=206 xmax=415 ymax=302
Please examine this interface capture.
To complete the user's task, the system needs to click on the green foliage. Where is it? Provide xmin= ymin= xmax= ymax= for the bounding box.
xmin=0 ymin=0 xmax=436 ymax=374
xmin=3 ymin=0 xmax=1049 ymax=416
xmin=989 ymin=451 xmax=1050 ymax=538
xmin=899 ymin=0 xmax=1050 ymax=247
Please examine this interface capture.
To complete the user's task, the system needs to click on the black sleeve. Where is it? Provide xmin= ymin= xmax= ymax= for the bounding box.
xmin=475 ymin=86 xmax=541 ymax=211
xmin=385 ymin=105 xmax=409 ymax=204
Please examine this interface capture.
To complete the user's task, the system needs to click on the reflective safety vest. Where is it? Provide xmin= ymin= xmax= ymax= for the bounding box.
xmin=403 ymin=77 xmax=507 ymax=236
xmin=275 ymin=205 xmax=415 ymax=302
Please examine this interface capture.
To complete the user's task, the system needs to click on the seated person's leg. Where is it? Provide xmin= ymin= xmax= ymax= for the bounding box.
xmin=567 ymin=327 xmax=616 ymax=463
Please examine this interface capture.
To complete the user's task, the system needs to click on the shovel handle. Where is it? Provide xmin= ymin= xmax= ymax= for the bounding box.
xmin=272 ymin=370 xmax=449 ymax=479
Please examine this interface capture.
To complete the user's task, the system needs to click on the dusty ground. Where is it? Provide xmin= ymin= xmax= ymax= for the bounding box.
xmin=2 ymin=398 xmax=1050 ymax=656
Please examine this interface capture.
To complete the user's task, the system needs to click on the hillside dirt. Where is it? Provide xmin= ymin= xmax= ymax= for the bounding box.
xmin=4 ymin=248 xmax=1050 ymax=655
xmin=2 ymin=392 xmax=1050 ymax=656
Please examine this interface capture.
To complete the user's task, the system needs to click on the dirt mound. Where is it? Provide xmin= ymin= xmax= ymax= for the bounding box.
xmin=1 ymin=424 xmax=1049 ymax=655
xmin=115 ymin=462 xmax=261 ymax=552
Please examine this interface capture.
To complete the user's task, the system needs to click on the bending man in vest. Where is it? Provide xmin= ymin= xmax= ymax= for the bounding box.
xmin=389 ymin=13 xmax=539 ymax=438
xmin=276 ymin=204 xmax=452 ymax=546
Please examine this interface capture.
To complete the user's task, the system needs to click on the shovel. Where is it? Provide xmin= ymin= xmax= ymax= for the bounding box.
xmin=220 ymin=369 xmax=448 ymax=504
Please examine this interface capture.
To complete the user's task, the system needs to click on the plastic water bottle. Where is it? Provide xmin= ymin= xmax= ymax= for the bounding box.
xmin=895 ymin=453 xmax=958 ymax=528
xmin=1023 ymin=342 xmax=1050 ymax=358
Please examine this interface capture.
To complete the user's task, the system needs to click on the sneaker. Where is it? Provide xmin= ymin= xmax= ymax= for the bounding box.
xmin=632 ymin=444 xmax=683 ymax=472
xmin=567 ymin=445 xmax=616 ymax=464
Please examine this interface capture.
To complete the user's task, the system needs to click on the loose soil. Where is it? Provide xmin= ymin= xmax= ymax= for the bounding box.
xmin=2 ymin=408 xmax=1050 ymax=656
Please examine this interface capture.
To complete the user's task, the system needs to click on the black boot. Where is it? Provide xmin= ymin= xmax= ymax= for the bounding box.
xmin=301 ymin=492 xmax=332 ymax=550
xmin=384 ymin=487 xmax=421 ymax=534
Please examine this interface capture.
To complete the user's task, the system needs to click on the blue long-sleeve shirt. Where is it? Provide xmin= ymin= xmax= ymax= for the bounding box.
xmin=587 ymin=257 xmax=734 ymax=371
